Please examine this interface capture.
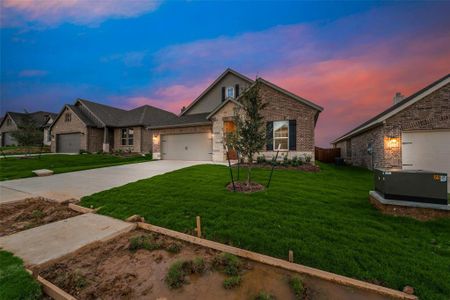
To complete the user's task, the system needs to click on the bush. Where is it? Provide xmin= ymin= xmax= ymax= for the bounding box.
xmin=223 ymin=276 xmax=241 ymax=289
xmin=256 ymin=154 xmax=266 ymax=164
xmin=282 ymin=154 xmax=289 ymax=166
xmin=166 ymin=242 xmax=182 ymax=254
xmin=213 ymin=253 xmax=242 ymax=276
xmin=192 ymin=257 xmax=206 ymax=274
xmin=254 ymin=291 xmax=276 ymax=300
xmin=129 ymin=235 xmax=162 ymax=251
xmin=289 ymin=276 xmax=304 ymax=299
xmin=303 ymin=154 xmax=312 ymax=164
xmin=79 ymin=149 xmax=90 ymax=154
xmin=291 ymin=155 xmax=299 ymax=167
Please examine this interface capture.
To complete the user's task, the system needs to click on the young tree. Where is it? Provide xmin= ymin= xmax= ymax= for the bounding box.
xmin=227 ymin=81 xmax=267 ymax=185
xmin=11 ymin=111 xmax=43 ymax=155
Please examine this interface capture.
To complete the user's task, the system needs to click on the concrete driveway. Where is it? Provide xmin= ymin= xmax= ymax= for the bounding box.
xmin=0 ymin=160 xmax=213 ymax=203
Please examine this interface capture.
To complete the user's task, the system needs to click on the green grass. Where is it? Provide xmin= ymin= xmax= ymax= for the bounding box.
xmin=0 ymin=154 xmax=151 ymax=181
xmin=0 ymin=251 xmax=42 ymax=299
xmin=81 ymin=163 xmax=450 ymax=300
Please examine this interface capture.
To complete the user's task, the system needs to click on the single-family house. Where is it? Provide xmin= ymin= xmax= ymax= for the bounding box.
xmin=0 ymin=111 xmax=57 ymax=146
xmin=49 ymin=99 xmax=177 ymax=153
xmin=150 ymin=68 xmax=323 ymax=162
xmin=332 ymin=74 xmax=450 ymax=187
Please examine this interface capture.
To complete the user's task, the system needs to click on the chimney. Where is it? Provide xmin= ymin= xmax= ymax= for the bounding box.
xmin=393 ymin=92 xmax=405 ymax=105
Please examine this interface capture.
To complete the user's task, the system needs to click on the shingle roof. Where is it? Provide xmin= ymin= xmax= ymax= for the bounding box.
xmin=78 ymin=99 xmax=128 ymax=126
xmin=67 ymin=105 xmax=97 ymax=126
xmin=6 ymin=111 xmax=57 ymax=128
xmin=149 ymin=113 xmax=211 ymax=129
xmin=332 ymin=73 xmax=450 ymax=144
xmin=118 ymin=105 xmax=178 ymax=127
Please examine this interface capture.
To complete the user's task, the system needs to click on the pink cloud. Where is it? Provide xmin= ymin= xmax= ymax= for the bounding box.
xmin=18 ymin=69 xmax=48 ymax=77
xmin=1 ymin=0 xmax=161 ymax=27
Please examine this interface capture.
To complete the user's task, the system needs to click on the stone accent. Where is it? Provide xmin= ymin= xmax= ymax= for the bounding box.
xmin=151 ymin=125 xmax=212 ymax=159
xmin=51 ymin=106 xmax=88 ymax=152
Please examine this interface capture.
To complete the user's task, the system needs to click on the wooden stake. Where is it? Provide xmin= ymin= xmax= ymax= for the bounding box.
xmin=288 ymin=250 xmax=294 ymax=263
xmin=196 ymin=216 xmax=201 ymax=238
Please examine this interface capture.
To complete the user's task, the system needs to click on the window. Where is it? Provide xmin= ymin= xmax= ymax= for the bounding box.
xmin=121 ymin=128 xmax=134 ymax=146
xmin=64 ymin=113 xmax=71 ymax=122
xmin=226 ymin=86 xmax=235 ymax=99
xmin=273 ymin=121 xmax=289 ymax=150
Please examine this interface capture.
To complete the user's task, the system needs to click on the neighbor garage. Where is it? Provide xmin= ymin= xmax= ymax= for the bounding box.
xmin=402 ymin=130 xmax=450 ymax=189
xmin=161 ymin=133 xmax=212 ymax=161
xmin=57 ymin=133 xmax=81 ymax=153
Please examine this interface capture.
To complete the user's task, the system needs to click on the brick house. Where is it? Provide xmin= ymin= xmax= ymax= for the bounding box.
xmin=150 ymin=68 xmax=323 ymax=162
xmin=332 ymin=74 xmax=450 ymax=187
xmin=49 ymin=99 xmax=177 ymax=153
xmin=0 ymin=111 xmax=57 ymax=146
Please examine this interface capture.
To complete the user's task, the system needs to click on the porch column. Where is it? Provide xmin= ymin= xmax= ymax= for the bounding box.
xmin=102 ymin=127 xmax=110 ymax=152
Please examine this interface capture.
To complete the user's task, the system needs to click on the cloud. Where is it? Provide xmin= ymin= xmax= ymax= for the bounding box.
xmin=18 ymin=69 xmax=48 ymax=77
xmin=1 ymin=0 xmax=161 ymax=28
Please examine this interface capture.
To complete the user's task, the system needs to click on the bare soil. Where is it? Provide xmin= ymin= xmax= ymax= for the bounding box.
xmin=35 ymin=230 xmax=395 ymax=300
xmin=0 ymin=198 xmax=80 ymax=236
xmin=369 ymin=196 xmax=450 ymax=221
xmin=227 ymin=181 xmax=265 ymax=193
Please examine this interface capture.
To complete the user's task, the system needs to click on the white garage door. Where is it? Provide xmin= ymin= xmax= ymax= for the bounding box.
xmin=402 ymin=130 xmax=450 ymax=189
xmin=162 ymin=133 xmax=212 ymax=161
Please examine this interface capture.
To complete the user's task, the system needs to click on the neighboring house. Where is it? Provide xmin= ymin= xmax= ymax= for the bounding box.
xmin=332 ymin=74 xmax=450 ymax=188
xmin=0 ymin=111 xmax=57 ymax=147
xmin=49 ymin=99 xmax=177 ymax=153
xmin=150 ymin=68 xmax=323 ymax=162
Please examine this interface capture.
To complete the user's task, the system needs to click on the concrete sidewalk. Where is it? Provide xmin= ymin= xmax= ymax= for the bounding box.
xmin=0 ymin=160 xmax=214 ymax=203
xmin=0 ymin=213 xmax=135 ymax=266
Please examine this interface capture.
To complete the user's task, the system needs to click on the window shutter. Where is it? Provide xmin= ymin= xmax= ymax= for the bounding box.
xmin=289 ymin=120 xmax=297 ymax=150
xmin=235 ymin=84 xmax=240 ymax=98
xmin=221 ymin=87 xmax=225 ymax=102
xmin=266 ymin=121 xmax=273 ymax=151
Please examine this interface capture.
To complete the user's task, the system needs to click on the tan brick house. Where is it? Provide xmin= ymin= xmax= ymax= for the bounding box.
xmin=332 ymin=74 xmax=450 ymax=188
xmin=50 ymin=99 xmax=177 ymax=153
xmin=150 ymin=68 xmax=323 ymax=162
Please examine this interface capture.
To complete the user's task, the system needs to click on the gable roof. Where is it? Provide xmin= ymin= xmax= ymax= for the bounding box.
xmin=1 ymin=111 xmax=57 ymax=129
xmin=180 ymin=68 xmax=254 ymax=116
xmin=206 ymin=98 xmax=241 ymax=120
xmin=332 ymin=73 xmax=450 ymax=144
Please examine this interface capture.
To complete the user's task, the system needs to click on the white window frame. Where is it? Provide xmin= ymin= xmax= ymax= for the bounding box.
xmin=226 ymin=86 xmax=235 ymax=99
xmin=273 ymin=120 xmax=289 ymax=151
xmin=121 ymin=128 xmax=134 ymax=146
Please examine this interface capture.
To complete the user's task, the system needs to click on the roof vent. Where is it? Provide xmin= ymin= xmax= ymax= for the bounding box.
xmin=393 ymin=92 xmax=405 ymax=105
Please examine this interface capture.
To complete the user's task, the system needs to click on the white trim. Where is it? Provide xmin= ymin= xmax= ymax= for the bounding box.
xmin=273 ymin=120 xmax=289 ymax=151
xmin=334 ymin=77 xmax=450 ymax=143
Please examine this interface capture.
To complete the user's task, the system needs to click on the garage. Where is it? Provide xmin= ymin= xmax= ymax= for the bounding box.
xmin=2 ymin=132 xmax=17 ymax=146
xmin=402 ymin=130 xmax=450 ymax=189
xmin=57 ymin=133 xmax=81 ymax=153
xmin=161 ymin=133 xmax=212 ymax=161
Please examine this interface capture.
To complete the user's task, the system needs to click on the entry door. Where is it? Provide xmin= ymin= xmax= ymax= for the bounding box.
xmin=162 ymin=133 xmax=212 ymax=161
xmin=224 ymin=121 xmax=238 ymax=160
xmin=402 ymin=130 xmax=450 ymax=189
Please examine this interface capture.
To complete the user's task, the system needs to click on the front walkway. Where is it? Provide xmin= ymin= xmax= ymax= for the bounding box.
xmin=0 ymin=160 xmax=214 ymax=203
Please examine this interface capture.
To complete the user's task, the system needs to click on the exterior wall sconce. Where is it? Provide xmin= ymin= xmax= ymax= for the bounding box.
xmin=386 ymin=137 xmax=400 ymax=149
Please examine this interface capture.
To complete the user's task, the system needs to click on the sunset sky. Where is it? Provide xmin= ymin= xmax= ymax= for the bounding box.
xmin=1 ymin=1 xmax=449 ymax=146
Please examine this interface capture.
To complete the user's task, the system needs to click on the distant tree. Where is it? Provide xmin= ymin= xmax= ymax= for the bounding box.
xmin=11 ymin=111 xmax=43 ymax=155
xmin=227 ymin=81 xmax=267 ymax=185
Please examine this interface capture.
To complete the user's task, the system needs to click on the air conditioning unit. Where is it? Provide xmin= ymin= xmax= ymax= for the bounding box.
xmin=374 ymin=169 xmax=448 ymax=205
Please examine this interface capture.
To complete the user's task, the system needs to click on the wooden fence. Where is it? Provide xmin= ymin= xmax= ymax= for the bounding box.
xmin=315 ymin=147 xmax=341 ymax=163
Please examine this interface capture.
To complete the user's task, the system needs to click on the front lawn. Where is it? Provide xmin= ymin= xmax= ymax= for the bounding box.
xmin=0 ymin=251 xmax=42 ymax=299
xmin=0 ymin=145 xmax=51 ymax=155
xmin=0 ymin=154 xmax=151 ymax=181
xmin=81 ymin=163 xmax=450 ymax=300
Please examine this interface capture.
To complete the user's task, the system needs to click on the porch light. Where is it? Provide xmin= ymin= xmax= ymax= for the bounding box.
xmin=386 ymin=137 xmax=399 ymax=149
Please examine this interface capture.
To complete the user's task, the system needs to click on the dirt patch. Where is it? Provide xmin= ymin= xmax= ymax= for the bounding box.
xmin=35 ymin=230 xmax=396 ymax=300
xmin=227 ymin=181 xmax=265 ymax=193
xmin=237 ymin=163 xmax=320 ymax=172
xmin=0 ymin=198 xmax=81 ymax=236
xmin=369 ymin=195 xmax=450 ymax=221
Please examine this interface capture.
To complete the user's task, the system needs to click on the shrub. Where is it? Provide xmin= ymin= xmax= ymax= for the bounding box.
xmin=31 ymin=209 xmax=44 ymax=219
xmin=303 ymin=154 xmax=312 ymax=164
xmin=79 ymin=149 xmax=90 ymax=154
xmin=289 ymin=276 xmax=304 ymax=299
xmin=166 ymin=242 xmax=182 ymax=254
xmin=256 ymin=154 xmax=266 ymax=164
xmin=223 ymin=276 xmax=241 ymax=289
xmin=192 ymin=257 xmax=206 ymax=274
xmin=271 ymin=156 xmax=279 ymax=166
xmin=165 ymin=261 xmax=186 ymax=289
xmin=213 ymin=253 xmax=242 ymax=276
xmin=254 ymin=291 xmax=276 ymax=300
xmin=282 ymin=154 xmax=289 ymax=166
xmin=129 ymin=235 xmax=162 ymax=251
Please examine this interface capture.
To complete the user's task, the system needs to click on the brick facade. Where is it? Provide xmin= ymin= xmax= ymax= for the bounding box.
xmin=337 ymin=82 xmax=450 ymax=169
xmin=51 ymin=106 xmax=88 ymax=152
xmin=113 ymin=126 xmax=152 ymax=153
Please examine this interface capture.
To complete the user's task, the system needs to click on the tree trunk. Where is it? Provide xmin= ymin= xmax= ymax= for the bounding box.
xmin=247 ymin=155 xmax=252 ymax=185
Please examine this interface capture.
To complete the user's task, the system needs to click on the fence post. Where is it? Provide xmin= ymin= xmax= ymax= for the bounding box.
xmin=288 ymin=250 xmax=294 ymax=263
xmin=196 ymin=216 xmax=201 ymax=238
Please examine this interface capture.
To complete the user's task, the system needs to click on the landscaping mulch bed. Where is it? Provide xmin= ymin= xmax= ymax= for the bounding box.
xmin=236 ymin=163 xmax=320 ymax=172
xmin=35 ymin=230 xmax=395 ymax=300
xmin=227 ymin=181 xmax=265 ymax=193
xmin=0 ymin=198 xmax=81 ymax=236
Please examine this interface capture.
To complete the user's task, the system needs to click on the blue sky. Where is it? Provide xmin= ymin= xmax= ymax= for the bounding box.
xmin=1 ymin=1 xmax=449 ymax=146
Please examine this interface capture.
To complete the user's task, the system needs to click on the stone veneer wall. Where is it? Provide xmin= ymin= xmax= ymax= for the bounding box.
xmin=151 ymin=125 xmax=212 ymax=159
xmin=51 ymin=106 xmax=88 ymax=152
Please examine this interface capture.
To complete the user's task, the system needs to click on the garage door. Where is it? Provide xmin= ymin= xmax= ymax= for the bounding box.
xmin=162 ymin=133 xmax=212 ymax=161
xmin=57 ymin=133 xmax=81 ymax=153
xmin=402 ymin=130 xmax=450 ymax=189
xmin=2 ymin=132 xmax=17 ymax=146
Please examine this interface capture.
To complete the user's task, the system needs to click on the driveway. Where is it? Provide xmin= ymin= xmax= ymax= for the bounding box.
xmin=0 ymin=160 xmax=213 ymax=203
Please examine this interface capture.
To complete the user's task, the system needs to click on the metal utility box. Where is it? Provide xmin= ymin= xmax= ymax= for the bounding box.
xmin=374 ymin=169 xmax=448 ymax=205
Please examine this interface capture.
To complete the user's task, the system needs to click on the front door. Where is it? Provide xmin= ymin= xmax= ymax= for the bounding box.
xmin=224 ymin=121 xmax=238 ymax=160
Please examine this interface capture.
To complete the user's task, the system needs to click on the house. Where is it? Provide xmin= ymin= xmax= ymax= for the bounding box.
xmin=150 ymin=68 xmax=323 ymax=162
xmin=49 ymin=99 xmax=177 ymax=153
xmin=332 ymin=74 xmax=450 ymax=188
xmin=0 ymin=111 xmax=57 ymax=147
